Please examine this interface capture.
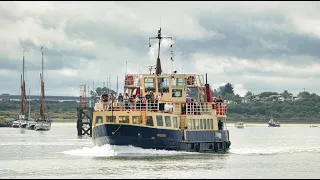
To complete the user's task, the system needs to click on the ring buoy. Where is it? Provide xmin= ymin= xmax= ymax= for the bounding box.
xmin=125 ymin=75 xmax=134 ymax=85
xmin=187 ymin=76 xmax=195 ymax=85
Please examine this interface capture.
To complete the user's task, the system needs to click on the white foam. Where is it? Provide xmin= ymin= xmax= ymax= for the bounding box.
xmin=62 ymin=144 xmax=198 ymax=157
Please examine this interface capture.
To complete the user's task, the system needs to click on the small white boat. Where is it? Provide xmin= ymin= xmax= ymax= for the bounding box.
xmin=12 ymin=115 xmax=28 ymax=128
xmin=34 ymin=119 xmax=51 ymax=131
xmin=11 ymin=120 xmax=21 ymax=128
xmin=27 ymin=121 xmax=36 ymax=130
xmin=234 ymin=121 xmax=244 ymax=128
xmin=268 ymin=118 xmax=280 ymax=127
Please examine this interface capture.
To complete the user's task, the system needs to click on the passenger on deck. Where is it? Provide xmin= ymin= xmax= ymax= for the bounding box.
xmin=216 ymin=96 xmax=224 ymax=104
xmin=109 ymin=92 xmax=115 ymax=110
xmin=150 ymin=91 xmax=156 ymax=111
xmin=124 ymin=93 xmax=130 ymax=110
xmin=190 ymin=98 xmax=197 ymax=115
xmin=181 ymin=103 xmax=186 ymax=114
xmin=129 ymin=94 xmax=135 ymax=110
xmin=117 ymin=93 xmax=124 ymax=110
xmin=218 ymin=119 xmax=224 ymax=130
xmin=186 ymin=94 xmax=191 ymax=103
xmin=101 ymin=91 xmax=109 ymax=110
xmin=212 ymin=97 xmax=217 ymax=102
xmin=145 ymin=91 xmax=151 ymax=110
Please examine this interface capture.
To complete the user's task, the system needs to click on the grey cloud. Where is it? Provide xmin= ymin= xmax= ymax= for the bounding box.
xmin=183 ymin=12 xmax=320 ymax=65
xmin=223 ymin=66 xmax=320 ymax=79
xmin=1 ymin=2 xmax=320 ymax=96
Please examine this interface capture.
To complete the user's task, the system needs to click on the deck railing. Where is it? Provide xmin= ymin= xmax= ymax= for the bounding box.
xmin=94 ymin=98 xmax=227 ymax=115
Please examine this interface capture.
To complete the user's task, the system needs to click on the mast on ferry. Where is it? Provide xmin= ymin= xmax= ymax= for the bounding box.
xmin=149 ymin=28 xmax=173 ymax=75
xmin=40 ymin=46 xmax=45 ymax=120
xmin=21 ymin=50 xmax=27 ymax=118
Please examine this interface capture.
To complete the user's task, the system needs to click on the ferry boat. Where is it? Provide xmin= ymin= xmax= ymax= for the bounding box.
xmin=92 ymin=28 xmax=231 ymax=153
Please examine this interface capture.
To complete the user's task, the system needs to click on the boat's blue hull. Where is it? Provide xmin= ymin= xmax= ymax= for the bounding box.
xmin=93 ymin=124 xmax=231 ymax=152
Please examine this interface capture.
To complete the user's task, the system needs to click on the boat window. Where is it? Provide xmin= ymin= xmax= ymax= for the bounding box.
xmin=192 ymin=119 xmax=196 ymax=130
xmin=195 ymin=119 xmax=199 ymax=130
xmin=119 ymin=116 xmax=129 ymax=123
xmin=200 ymin=119 xmax=203 ymax=129
xmin=164 ymin=116 xmax=171 ymax=127
xmin=158 ymin=77 xmax=170 ymax=93
xmin=206 ymin=119 xmax=210 ymax=129
xmin=95 ymin=116 xmax=103 ymax=124
xmin=172 ymin=78 xmax=186 ymax=87
xmin=210 ymin=119 xmax=213 ymax=129
xmin=146 ymin=116 xmax=154 ymax=126
xmin=172 ymin=117 xmax=178 ymax=128
xmin=203 ymin=119 xmax=207 ymax=129
xmin=132 ymin=116 xmax=142 ymax=124
xmin=106 ymin=116 xmax=116 ymax=123
xmin=188 ymin=119 xmax=192 ymax=129
xmin=156 ymin=115 xmax=163 ymax=126
xmin=172 ymin=89 xmax=182 ymax=97
xmin=144 ymin=77 xmax=155 ymax=92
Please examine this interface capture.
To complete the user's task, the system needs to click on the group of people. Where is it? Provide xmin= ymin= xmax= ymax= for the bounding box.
xmin=99 ymin=90 xmax=161 ymax=111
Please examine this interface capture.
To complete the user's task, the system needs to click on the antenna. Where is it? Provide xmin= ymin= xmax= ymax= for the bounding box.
xmin=145 ymin=65 xmax=155 ymax=74
xmin=149 ymin=28 xmax=172 ymax=75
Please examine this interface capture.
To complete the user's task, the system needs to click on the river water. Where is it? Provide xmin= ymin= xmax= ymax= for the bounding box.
xmin=0 ymin=123 xmax=319 ymax=179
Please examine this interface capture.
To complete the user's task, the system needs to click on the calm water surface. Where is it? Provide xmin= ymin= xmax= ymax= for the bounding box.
xmin=0 ymin=123 xmax=319 ymax=179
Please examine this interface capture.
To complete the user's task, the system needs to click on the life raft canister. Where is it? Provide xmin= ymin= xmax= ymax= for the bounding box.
xmin=187 ymin=76 xmax=195 ymax=85
xmin=125 ymin=75 xmax=134 ymax=85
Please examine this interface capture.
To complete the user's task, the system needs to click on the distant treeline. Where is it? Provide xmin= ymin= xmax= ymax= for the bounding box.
xmin=1 ymin=85 xmax=319 ymax=122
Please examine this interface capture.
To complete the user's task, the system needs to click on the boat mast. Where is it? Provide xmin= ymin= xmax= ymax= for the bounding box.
xmin=40 ymin=46 xmax=45 ymax=120
xmin=149 ymin=28 xmax=172 ymax=75
xmin=21 ymin=50 xmax=26 ymax=117
xmin=28 ymin=88 xmax=31 ymax=120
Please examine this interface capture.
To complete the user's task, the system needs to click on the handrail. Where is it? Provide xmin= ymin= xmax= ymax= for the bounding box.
xmin=94 ymin=98 xmax=227 ymax=115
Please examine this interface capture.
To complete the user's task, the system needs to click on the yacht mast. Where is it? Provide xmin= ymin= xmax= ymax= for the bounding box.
xmin=21 ymin=50 xmax=26 ymax=117
xmin=40 ymin=46 xmax=45 ymax=120
xmin=28 ymin=88 xmax=31 ymax=120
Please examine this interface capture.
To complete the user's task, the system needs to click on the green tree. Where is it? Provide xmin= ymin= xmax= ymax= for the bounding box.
xmin=297 ymin=91 xmax=310 ymax=99
xmin=224 ymin=83 xmax=235 ymax=95
xmin=281 ymin=90 xmax=292 ymax=99
xmin=245 ymin=91 xmax=253 ymax=97
xmin=258 ymin=91 xmax=279 ymax=98
xmin=96 ymin=87 xmax=102 ymax=96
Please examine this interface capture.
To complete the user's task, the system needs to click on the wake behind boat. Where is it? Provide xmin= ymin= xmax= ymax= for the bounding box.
xmin=91 ymin=28 xmax=231 ymax=153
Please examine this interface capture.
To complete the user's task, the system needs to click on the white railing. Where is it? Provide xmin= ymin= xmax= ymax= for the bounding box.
xmin=94 ymin=99 xmax=174 ymax=113
xmin=94 ymin=99 xmax=227 ymax=115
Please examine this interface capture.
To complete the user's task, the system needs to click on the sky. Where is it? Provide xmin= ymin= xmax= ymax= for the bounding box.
xmin=1 ymin=1 xmax=320 ymax=97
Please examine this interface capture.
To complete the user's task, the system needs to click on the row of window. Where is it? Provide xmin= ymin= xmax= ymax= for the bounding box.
xmin=95 ymin=115 xmax=179 ymax=129
xmin=145 ymin=77 xmax=186 ymax=94
xmin=188 ymin=119 xmax=214 ymax=130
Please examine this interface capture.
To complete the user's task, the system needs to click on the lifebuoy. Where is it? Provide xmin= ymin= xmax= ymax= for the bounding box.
xmin=187 ymin=76 xmax=195 ymax=85
xmin=125 ymin=75 xmax=134 ymax=85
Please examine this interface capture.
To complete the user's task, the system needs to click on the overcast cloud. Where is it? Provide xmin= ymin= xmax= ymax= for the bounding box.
xmin=1 ymin=1 xmax=320 ymax=97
